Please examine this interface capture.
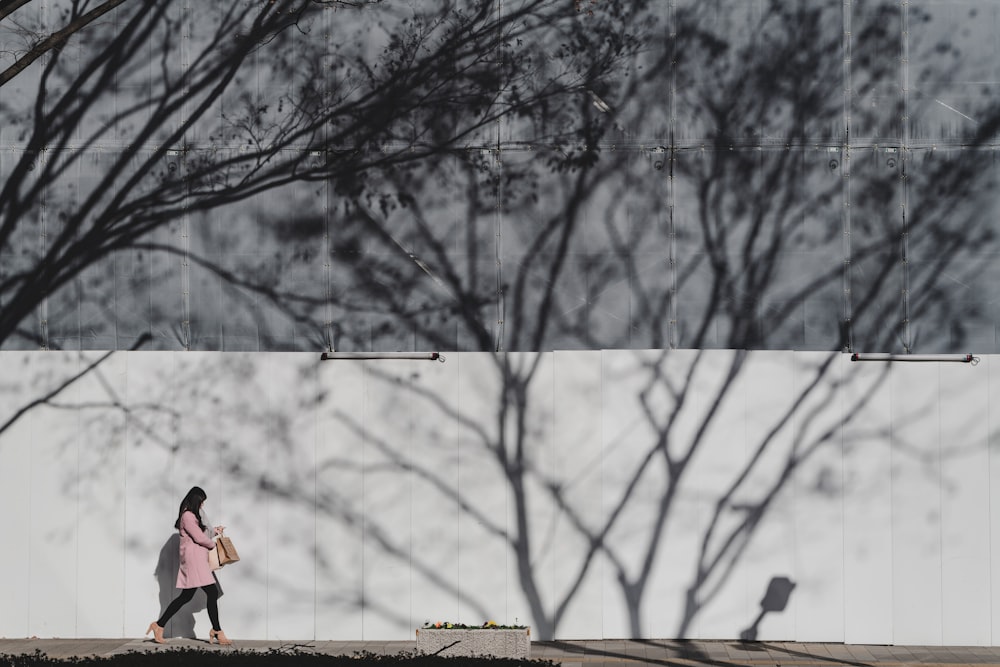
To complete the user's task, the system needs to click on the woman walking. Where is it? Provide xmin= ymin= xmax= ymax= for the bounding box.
xmin=146 ymin=486 xmax=231 ymax=645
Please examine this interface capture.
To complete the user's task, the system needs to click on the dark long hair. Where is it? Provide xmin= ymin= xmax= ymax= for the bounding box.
xmin=174 ymin=486 xmax=207 ymax=530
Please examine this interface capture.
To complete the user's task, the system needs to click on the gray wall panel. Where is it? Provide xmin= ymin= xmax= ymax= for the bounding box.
xmin=908 ymin=1 xmax=1000 ymax=144
xmin=3 ymin=1 xmax=1000 ymax=354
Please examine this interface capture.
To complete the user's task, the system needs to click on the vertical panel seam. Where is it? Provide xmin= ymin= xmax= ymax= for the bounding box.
xmin=842 ymin=0 xmax=853 ymax=353
xmin=75 ymin=354 xmax=82 ymax=637
xmin=989 ymin=358 xmax=995 ymax=644
xmin=938 ymin=363 xmax=944 ymax=643
xmin=888 ymin=362 xmax=895 ymax=643
xmin=313 ymin=359 xmax=319 ymax=640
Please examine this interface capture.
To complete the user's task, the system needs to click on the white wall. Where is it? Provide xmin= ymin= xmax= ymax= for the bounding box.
xmin=0 ymin=349 xmax=995 ymax=645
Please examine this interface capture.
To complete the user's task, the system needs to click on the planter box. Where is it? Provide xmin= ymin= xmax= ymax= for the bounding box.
xmin=415 ymin=627 xmax=531 ymax=659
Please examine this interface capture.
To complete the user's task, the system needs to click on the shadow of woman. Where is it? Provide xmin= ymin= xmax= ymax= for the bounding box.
xmin=154 ymin=533 xmax=208 ymax=639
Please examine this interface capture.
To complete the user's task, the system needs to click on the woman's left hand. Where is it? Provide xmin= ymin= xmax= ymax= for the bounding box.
xmin=214 ymin=525 xmax=226 ymax=535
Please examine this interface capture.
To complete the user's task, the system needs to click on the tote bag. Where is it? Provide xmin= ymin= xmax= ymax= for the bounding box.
xmin=208 ymin=532 xmax=240 ymax=570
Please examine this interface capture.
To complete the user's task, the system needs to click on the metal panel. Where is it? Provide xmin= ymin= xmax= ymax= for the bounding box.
xmin=740 ymin=352 xmax=797 ymax=642
xmin=890 ymin=362 xmax=943 ymax=646
xmin=0 ymin=2 xmax=42 ymax=149
xmin=760 ymin=149 xmax=845 ymax=350
xmin=498 ymin=150 xmax=665 ymax=350
xmin=849 ymin=1 xmax=903 ymax=143
xmin=326 ymin=153 xmax=497 ymax=353
xmin=196 ymin=352 xmax=270 ymax=640
xmin=186 ymin=180 xmax=330 ymax=351
xmin=599 ymin=349 xmax=676 ymax=638
xmin=904 ymin=148 xmax=1000 ymax=354
xmin=671 ymin=149 xmax=754 ymax=349
xmin=455 ymin=353 xmax=509 ymax=625
xmin=121 ymin=352 xmax=179 ymax=641
xmin=597 ymin=349 xmax=634 ymax=639
xmin=672 ymin=148 xmax=846 ymax=350
xmin=497 ymin=1 xmax=635 ymax=148
xmin=672 ymin=0 xmax=764 ymax=144
xmin=506 ymin=352 xmax=553 ymax=630
xmin=939 ymin=359 xmax=991 ymax=645
xmin=619 ymin=153 xmax=672 ymax=350
xmin=409 ymin=355 xmax=462 ymax=630
xmin=790 ymin=352 xmax=845 ymax=642
xmin=262 ymin=354 xmax=317 ymax=639
xmin=186 ymin=257 xmax=254 ymax=351
xmin=316 ymin=359 xmax=365 ymax=640
xmin=842 ymin=357 xmax=893 ymax=644
xmin=551 ymin=350 xmax=604 ymax=639
xmin=991 ymin=357 xmax=1000 ymax=645
xmin=846 ymin=146 xmax=905 ymax=352
xmin=361 ymin=359 xmax=415 ymax=638
xmin=682 ymin=351 xmax=751 ymax=639
xmin=109 ymin=248 xmax=159 ymax=350
xmin=106 ymin=153 xmax=191 ymax=352
xmin=615 ymin=4 xmax=672 ymax=143
xmin=640 ymin=350 xmax=716 ymax=639
xmin=672 ymin=0 xmax=844 ymax=145
xmin=27 ymin=353 xmax=80 ymax=637
xmin=908 ymin=2 xmax=1000 ymax=144
xmin=0 ymin=353 xmax=34 ymax=636
xmin=41 ymin=152 xmax=108 ymax=350
xmin=75 ymin=352 xmax=128 ymax=637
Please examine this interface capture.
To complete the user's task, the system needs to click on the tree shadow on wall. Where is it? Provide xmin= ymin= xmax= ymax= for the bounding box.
xmin=0 ymin=324 xmax=974 ymax=641
xmin=91 ymin=0 xmax=998 ymax=357
xmin=262 ymin=1 xmax=996 ymax=641
xmin=0 ymin=0 xmax=998 ymax=645
xmin=0 ymin=0 xmax=642 ymax=352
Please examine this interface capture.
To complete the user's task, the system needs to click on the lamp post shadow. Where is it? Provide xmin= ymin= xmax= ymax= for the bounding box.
xmin=740 ymin=576 xmax=796 ymax=642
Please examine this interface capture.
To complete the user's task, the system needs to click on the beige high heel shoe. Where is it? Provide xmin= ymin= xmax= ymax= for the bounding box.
xmin=145 ymin=622 xmax=166 ymax=644
xmin=209 ymin=629 xmax=233 ymax=645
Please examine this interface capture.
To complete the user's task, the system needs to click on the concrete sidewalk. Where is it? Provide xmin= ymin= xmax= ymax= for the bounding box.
xmin=4 ymin=638 xmax=1000 ymax=666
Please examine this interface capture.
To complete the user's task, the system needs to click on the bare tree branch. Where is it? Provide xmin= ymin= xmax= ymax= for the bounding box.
xmin=0 ymin=0 xmax=130 ymax=87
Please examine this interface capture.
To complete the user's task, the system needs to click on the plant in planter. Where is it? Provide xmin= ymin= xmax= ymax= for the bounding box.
xmin=416 ymin=621 xmax=532 ymax=659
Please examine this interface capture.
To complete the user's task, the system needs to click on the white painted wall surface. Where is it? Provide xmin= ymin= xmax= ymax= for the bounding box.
xmin=0 ymin=349 xmax=995 ymax=645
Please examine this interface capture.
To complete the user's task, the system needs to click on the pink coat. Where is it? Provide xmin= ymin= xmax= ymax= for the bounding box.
xmin=176 ymin=510 xmax=217 ymax=589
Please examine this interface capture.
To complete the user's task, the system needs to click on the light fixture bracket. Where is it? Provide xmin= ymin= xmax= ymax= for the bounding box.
xmin=850 ymin=353 xmax=977 ymax=364
xmin=321 ymin=352 xmax=445 ymax=362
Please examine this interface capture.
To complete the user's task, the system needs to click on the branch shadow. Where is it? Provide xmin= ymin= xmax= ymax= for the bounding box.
xmin=0 ymin=0 xmax=998 ymax=647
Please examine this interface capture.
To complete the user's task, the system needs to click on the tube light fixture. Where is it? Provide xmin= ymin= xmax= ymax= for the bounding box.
xmin=850 ymin=353 xmax=977 ymax=364
xmin=321 ymin=352 xmax=445 ymax=362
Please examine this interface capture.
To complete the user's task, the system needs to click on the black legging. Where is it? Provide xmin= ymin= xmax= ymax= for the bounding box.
xmin=157 ymin=584 xmax=221 ymax=631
